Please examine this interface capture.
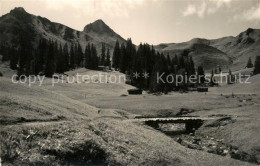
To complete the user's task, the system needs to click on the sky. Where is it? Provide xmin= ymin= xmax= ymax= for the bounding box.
xmin=1 ymin=0 xmax=260 ymax=45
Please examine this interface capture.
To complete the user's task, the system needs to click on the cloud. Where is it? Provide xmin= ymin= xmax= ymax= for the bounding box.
xmin=242 ymin=5 xmax=260 ymax=21
xmin=232 ymin=3 xmax=260 ymax=22
xmin=215 ymin=0 xmax=232 ymax=8
xmin=182 ymin=4 xmax=196 ymax=16
xmin=198 ymin=2 xmax=207 ymax=18
xmin=182 ymin=2 xmax=207 ymax=18
xmin=182 ymin=0 xmax=232 ymax=18
xmin=40 ymin=0 xmax=155 ymax=18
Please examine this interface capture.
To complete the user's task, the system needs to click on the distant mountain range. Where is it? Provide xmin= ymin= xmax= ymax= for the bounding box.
xmin=155 ymin=28 xmax=260 ymax=70
xmin=1 ymin=7 xmax=259 ymax=71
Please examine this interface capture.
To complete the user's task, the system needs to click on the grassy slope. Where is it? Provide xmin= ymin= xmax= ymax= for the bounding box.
xmin=156 ymin=39 xmax=231 ymax=71
xmin=0 ymin=67 xmax=258 ymax=165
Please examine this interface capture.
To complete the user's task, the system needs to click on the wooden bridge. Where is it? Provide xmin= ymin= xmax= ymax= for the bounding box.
xmin=135 ymin=117 xmax=214 ymax=132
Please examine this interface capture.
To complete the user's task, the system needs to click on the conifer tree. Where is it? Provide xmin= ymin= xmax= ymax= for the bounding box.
xmin=174 ymin=54 xmax=178 ymax=66
xmin=91 ymin=44 xmax=99 ymax=69
xmin=179 ymin=55 xmax=185 ymax=69
xmin=227 ymin=69 xmax=236 ymax=84
xmin=100 ymin=43 xmax=106 ymax=66
xmin=125 ymin=38 xmax=135 ymax=72
xmin=246 ymin=57 xmax=253 ymax=68
xmin=219 ymin=66 xmax=222 ymax=73
xmin=74 ymin=43 xmax=79 ymax=68
xmin=84 ymin=43 xmax=91 ymax=69
xmin=112 ymin=40 xmax=120 ymax=70
xmin=197 ymin=66 xmax=205 ymax=84
xmin=25 ymin=48 xmax=33 ymax=76
xmin=70 ymin=43 xmax=75 ymax=69
xmin=63 ymin=43 xmax=69 ymax=71
xmin=189 ymin=56 xmax=195 ymax=75
xmin=210 ymin=69 xmax=215 ymax=86
xmin=38 ymin=38 xmax=48 ymax=73
xmin=119 ymin=43 xmax=127 ymax=73
xmin=56 ymin=43 xmax=64 ymax=73
xmin=29 ymin=48 xmax=40 ymax=75
xmin=32 ymin=48 xmax=40 ymax=75
xmin=163 ymin=53 xmax=171 ymax=93
xmin=17 ymin=35 xmax=33 ymax=77
xmin=105 ymin=48 xmax=111 ymax=69
xmin=77 ymin=43 xmax=83 ymax=67
xmin=184 ymin=56 xmax=195 ymax=76
xmin=9 ymin=48 xmax=18 ymax=70
xmin=253 ymin=56 xmax=260 ymax=75
xmin=149 ymin=53 xmax=165 ymax=92
xmin=53 ymin=40 xmax=58 ymax=72
xmin=45 ymin=41 xmax=55 ymax=77
xmin=166 ymin=53 xmax=171 ymax=62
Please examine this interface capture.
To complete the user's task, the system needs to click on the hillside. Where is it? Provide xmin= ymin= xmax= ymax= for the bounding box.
xmin=210 ymin=28 xmax=260 ymax=70
xmin=156 ymin=28 xmax=260 ymax=71
xmin=0 ymin=7 xmax=126 ymax=54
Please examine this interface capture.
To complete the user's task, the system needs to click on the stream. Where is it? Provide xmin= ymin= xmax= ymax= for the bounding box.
xmin=152 ymin=122 xmax=258 ymax=164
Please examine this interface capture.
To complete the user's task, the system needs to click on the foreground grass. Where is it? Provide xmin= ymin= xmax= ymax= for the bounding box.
xmin=1 ymin=121 xmax=108 ymax=165
xmin=1 ymin=118 xmax=253 ymax=166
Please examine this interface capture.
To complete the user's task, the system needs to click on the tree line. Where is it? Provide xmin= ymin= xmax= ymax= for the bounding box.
xmin=0 ymin=38 xmax=111 ymax=77
xmin=112 ymin=39 xmax=201 ymax=93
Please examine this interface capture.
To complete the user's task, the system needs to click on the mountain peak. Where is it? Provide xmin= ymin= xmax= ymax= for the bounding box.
xmin=83 ymin=19 xmax=115 ymax=35
xmin=7 ymin=7 xmax=31 ymax=22
xmin=94 ymin=19 xmax=105 ymax=24
xmin=11 ymin=7 xmax=27 ymax=13
xmin=236 ymin=28 xmax=260 ymax=43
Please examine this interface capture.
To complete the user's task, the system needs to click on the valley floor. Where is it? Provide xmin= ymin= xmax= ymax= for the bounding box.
xmin=0 ymin=66 xmax=259 ymax=165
